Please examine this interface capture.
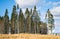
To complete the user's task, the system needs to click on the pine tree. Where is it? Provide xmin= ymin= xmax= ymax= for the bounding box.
xmin=4 ymin=9 xmax=9 ymax=34
xmin=38 ymin=21 xmax=41 ymax=33
xmin=31 ymin=15 xmax=35 ymax=33
xmin=17 ymin=4 xmax=19 ymax=9
xmin=27 ymin=9 xmax=32 ymax=33
xmin=25 ymin=8 xmax=30 ymax=33
xmin=31 ymin=6 xmax=35 ymax=33
xmin=45 ymin=9 xmax=55 ymax=34
xmin=0 ymin=16 xmax=4 ymax=34
xmin=0 ymin=16 xmax=3 ymax=20
xmin=19 ymin=8 xmax=24 ymax=33
xmin=32 ymin=6 xmax=40 ymax=33
xmin=11 ymin=5 xmax=18 ymax=34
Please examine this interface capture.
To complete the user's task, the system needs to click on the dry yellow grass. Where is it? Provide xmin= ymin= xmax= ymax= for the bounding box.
xmin=0 ymin=33 xmax=60 ymax=39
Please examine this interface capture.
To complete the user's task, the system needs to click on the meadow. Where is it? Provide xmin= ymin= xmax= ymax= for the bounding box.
xmin=0 ymin=33 xmax=60 ymax=39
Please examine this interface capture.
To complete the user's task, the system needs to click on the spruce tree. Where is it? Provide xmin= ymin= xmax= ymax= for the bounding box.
xmin=25 ymin=8 xmax=30 ymax=33
xmin=17 ymin=4 xmax=19 ymax=9
xmin=11 ymin=5 xmax=18 ymax=34
xmin=32 ymin=6 xmax=40 ymax=33
xmin=19 ymin=8 xmax=24 ymax=33
xmin=4 ymin=9 xmax=9 ymax=34
xmin=45 ymin=9 xmax=55 ymax=34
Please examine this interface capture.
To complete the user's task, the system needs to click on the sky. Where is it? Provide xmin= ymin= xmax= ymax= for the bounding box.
xmin=0 ymin=0 xmax=60 ymax=33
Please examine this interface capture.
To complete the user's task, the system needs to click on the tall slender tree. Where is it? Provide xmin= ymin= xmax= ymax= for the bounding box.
xmin=19 ymin=8 xmax=24 ymax=33
xmin=45 ymin=9 xmax=55 ymax=34
xmin=25 ymin=8 xmax=30 ymax=33
xmin=31 ymin=15 xmax=35 ymax=33
xmin=0 ymin=16 xmax=4 ymax=34
xmin=32 ymin=6 xmax=40 ymax=33
xmin=4 ymin=9 xmax=9 ymax=34
xmin=11 ymin=5 xmax=18 ymax=34
xmin=30 ymin=9 xmax=33 ymax=33
xmin=27 ymin=9 xmax=32 ymax=33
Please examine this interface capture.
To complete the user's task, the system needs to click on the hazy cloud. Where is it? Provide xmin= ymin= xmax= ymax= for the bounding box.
xmin=15 ymin=0 xmax=39 ymax=8
xmin=50 ymin=6 xmax=60 ymax=16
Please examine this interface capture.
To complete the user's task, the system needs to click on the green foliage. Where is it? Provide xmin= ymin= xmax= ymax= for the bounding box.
xmin=0 ymin=16 xmax=3 ymax=20
xmin=11 ymin=5 xmax=16 ymax=21
xmin=19 ymin=8 xmax=25 ymax=33
xmin=11 ymin=5 xmax=18 ymax=34
xmin=46 ymin=9 xmax=55 ymax=34
xmin=17 ymin=4 xmax=19 ymax=9
xmin=25 ymin=8 xmax=30 ymax=16
xmin=33 ymin=6 xmax=40 ymax=22
xmin=31 ymin=6 xmax=41 ymax=33
xmin=19 ymin=8 xmax=24 ymax=18
xmin=1 ymin=5 xmax=48 ymax=34
xmin=4 ymin=9 xmax=9 ymax=34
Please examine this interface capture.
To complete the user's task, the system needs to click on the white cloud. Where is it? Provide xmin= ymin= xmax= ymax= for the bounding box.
xmin=54 ymin=17 xmax=60 ymax=19
xmin=50 ymin=6 xmax=60 ymax=18
xmin=50 ymin=6 xmax=60 ymax=13
xmin=50 ymin=6 xmax=60 ymax=32
xmin=55 ymin=23 xmax=60 ymax=27
xmin=44 ymin=1 xmax=60 ymax=7
xmin=15 ymin=0 xmax=39 ymax=8
xmin=52 ymin=2 xmax=60 ymax=6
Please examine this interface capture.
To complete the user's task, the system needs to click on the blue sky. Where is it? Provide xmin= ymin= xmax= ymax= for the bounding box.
xmin=0 ymin=0 xmax=60 ymax=33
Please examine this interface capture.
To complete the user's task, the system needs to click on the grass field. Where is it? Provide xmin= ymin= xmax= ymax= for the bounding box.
xmin=0 ymin=33 xmax=60 ymax=39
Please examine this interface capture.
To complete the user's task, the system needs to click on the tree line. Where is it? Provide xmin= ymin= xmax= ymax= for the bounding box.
xmin=0 ymin=5 xmax=54 ymax=34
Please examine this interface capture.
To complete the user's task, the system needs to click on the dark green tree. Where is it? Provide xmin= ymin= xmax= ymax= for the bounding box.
xmin=0 ymin=16 xmax=4 ymax=34
xmin=4 ymin=9 xmax=9 ymax=34
xmin=19 ymin=8 xmax=24 ymax=33
xmin=11 ymin=5 xmax=18 ymax=34
xmin=26 ymin=9 xmax=32 ymax=33
xmin=31 ymin=15 xmax=35 ymax=33
xmin=25 ymin=8 xmax=29 ymax=33
xmin=32 ymin=6 xmax=40 ymax=33
xmin=0 ymin=16 xmax=3 ymax=20
xmin=17 ymin=4 xmax=19 ymax=9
